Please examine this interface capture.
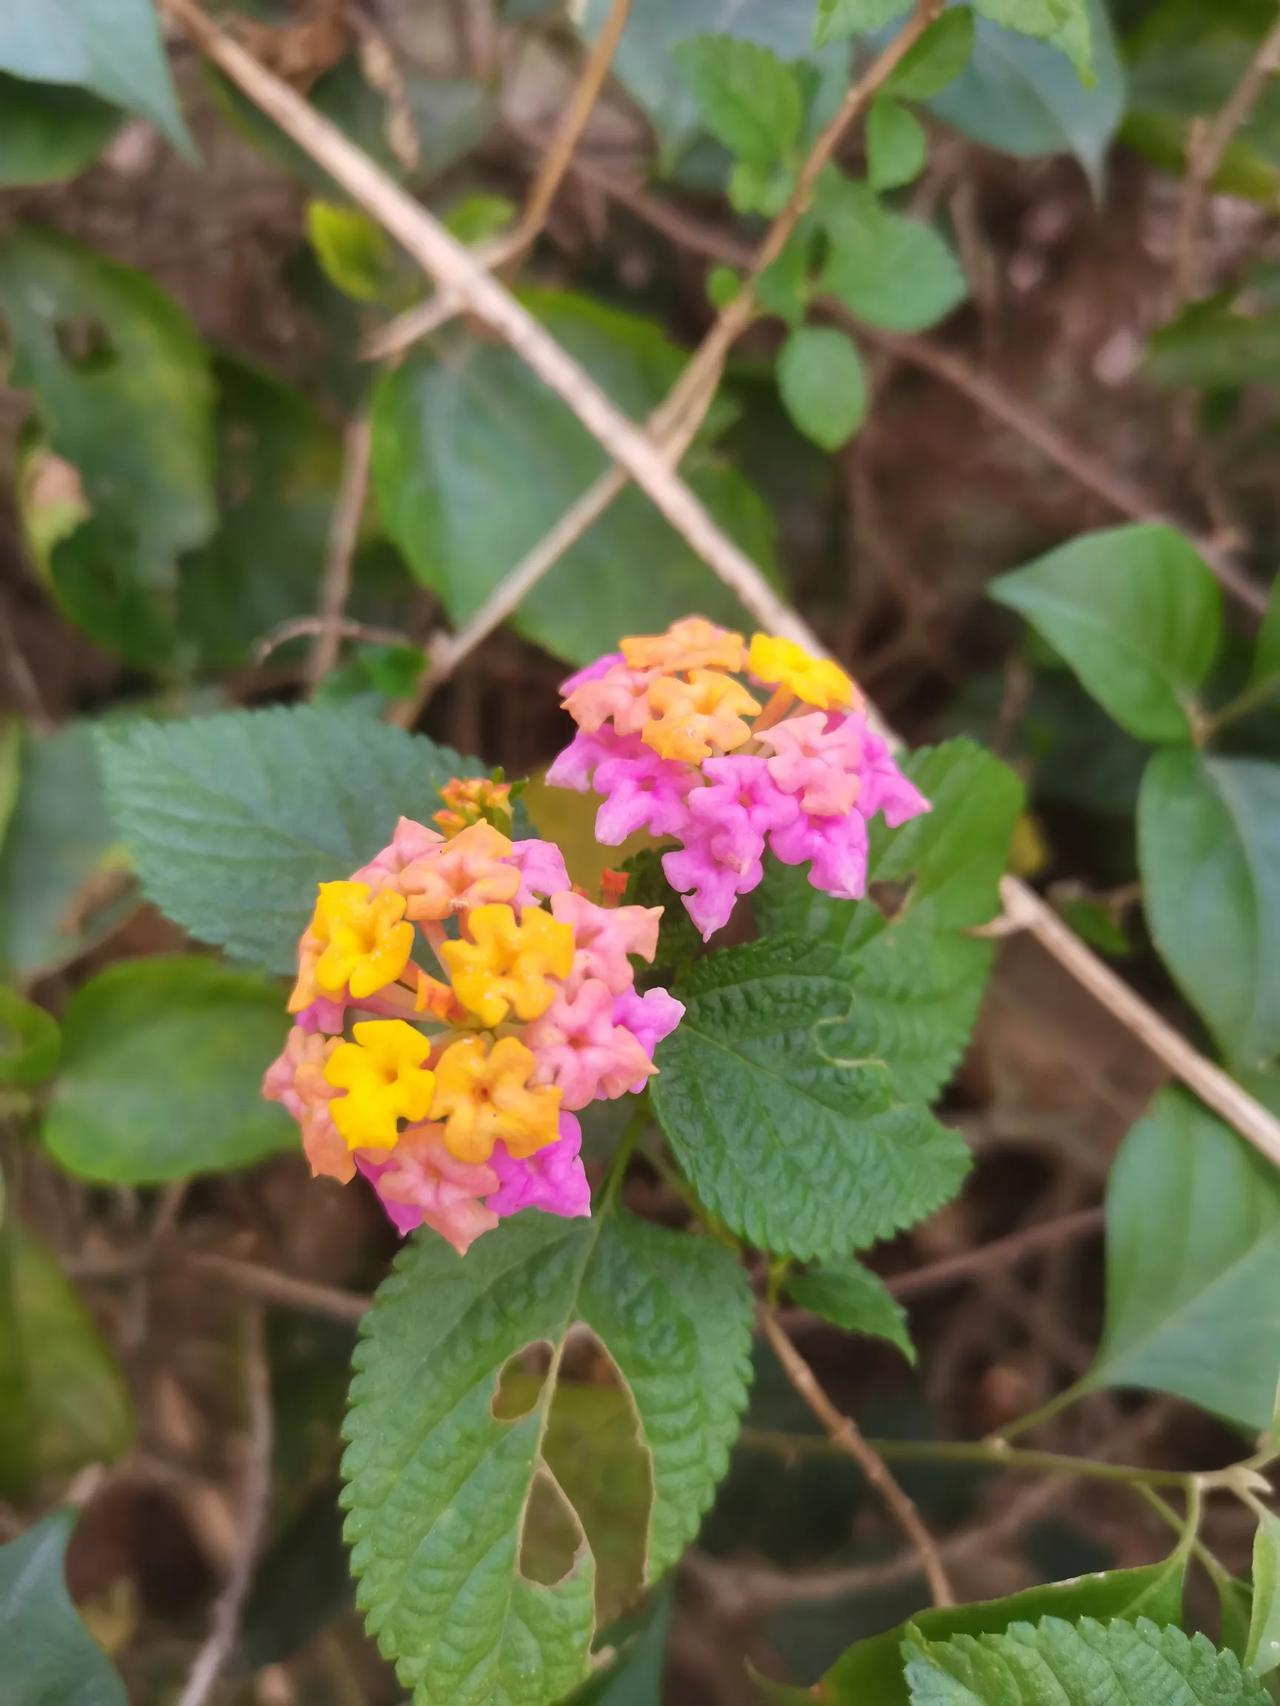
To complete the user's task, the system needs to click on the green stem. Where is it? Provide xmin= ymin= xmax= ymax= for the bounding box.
xmin=1205 ymin=672 xmax=1280 ymax=737
xmin=987 ymin=1379 xmax=1087 ymax=1445
xmin=1137 ymin=1485 xmax=1232 ymax=1585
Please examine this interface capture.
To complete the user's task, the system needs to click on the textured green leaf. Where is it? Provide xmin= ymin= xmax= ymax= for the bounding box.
xmin=888 ymin=10 xmax=977 ymax=100
xmin=777 ymin=326 xmax=868 ymax=450
xmin=0 ymin=228 xmax=216 ymax=666
xmin=814 ymin=0 xmax=912 ymax=48
xmin=868 ymin=95 xmax=929 ymax=188
xmin=42 ymin=956 xmax=292 ymax=1184
xmin=991 ymin=524 xmax=1222 ymax=742
xmin=372 ymin=290 xmax=779 ymax=666
xmin=811 ymin=1561 xmax=1184 ymax=1704
xmin=756 ymin=741 xmax=1021 ymax=1103
xmin=672 ymin=36 xmax=802 ymax=164
xmin=786 ymin=1258 xmax=915 ymax=1362
xmin=0 ymin=1510 xmax=127 ymax=1705
xmin=0 ymin=73 xmax=120 ymax=185
xmin=0 ymin=1221 xmax=134 ymax=1495
xmin=819 ymin=181 xmax=968 ymax=333
xmin=927 ymin=0 xmax=1124 ymax=190
xmin=904 ymin=1615 xmax=1268 ymax=1704
xmin=0 ymin=988 xmax=60 ymax=1085
xmin=0 ymin=0 xmax=192 ymax=155
xmin=97 ymin=706 xmax=481 ymax=977
xmin=650 ymin=938 xmax=971 ymax=1257
xmin=1138 ymin=750 xmax=1280 ymax=1073
xmin=0 ymin=721 xmax=130 ymax=983
xmin=1246 ymin=1509 xmax=1280 ymax=1676
xmin=1084 ymin=1088 xmax=1280 ymax=1431
xmin=342 ymin=1207 xmax=752 ymax=1704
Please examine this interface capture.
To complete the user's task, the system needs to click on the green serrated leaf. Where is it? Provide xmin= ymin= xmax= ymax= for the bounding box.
xmin=41 ymin=956 xmax=292 ymax=1184
xmin=0 ymin=0 xmax=193 ymax=157
xmin=672 ymin=36 xmax=803 ymax=164
xmin=0 ymin=1221 xmax=134 ymax=1496
xmin=0 ymin=228 xmax=216 ymax=667
xmin=650 ymin=938 xmax=971 ymax=1257
xmin=1138 ymin=750 xmax=1280 ymax=1074
xmin=0 ymin=1510 xmax=127 ymax=1704
xmin=814 ymin=0 xmax=912 ymax=48
xmin=777 ymin=326 xmax=868 ymax=450
xmin=973 ymin=0 xmax=1093 ymax=79
xmin=904 ymin=1614 xmax=1268 ymax=1704
xmin=888 ymin=10 xmax=977 ymax=100
xmin=991 ymin=523 xmax=1222 ymax=743
xmin=1083 ymin=1088 xmax=1280 ymax=1432
xmin=0 ymin=72 xmax=120 ymax=185
xmin=97 ymin=705 xmax=482 ymax=977
xmin=812 ymin=1561 xmax=1184 ymax=1703
xmin=1246 ymin=1509 xmax=1280 ymax=1677
xmin=868 ymin=95 xmax=928 ymax=189
xmin=341 ymin=1207 xmax=752 ymax=1704
xmin=786 ymin=1257 xmax=915 ymax=1362
xmin=818 ymin=179 xmax=968 ymax=332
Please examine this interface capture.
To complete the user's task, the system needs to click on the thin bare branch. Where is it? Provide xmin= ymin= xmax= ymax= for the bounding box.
xmin=887 ymin=1205 xmax=1105 ymax=1301
xmin=307 ymin=413 xmax=374 ymax=689
xmin=758 ymin=1305 xmax=955 ymax=1607
xmin=183 ymin=1251 xmax=371 ymax=1323
xmin=255 ymin=614 xmax=413 ymax=668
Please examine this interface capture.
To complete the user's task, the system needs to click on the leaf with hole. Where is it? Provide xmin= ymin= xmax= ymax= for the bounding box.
xmin=650 ymin=937 xmax=971 ymax=1257
xmin=0 ymin=228 xmax=216 ymax=666
xmin=800 ymin=1560 xmax=1184 ymax=1704
xmin=372 ymin=290 xmax=780 ymax=665
xmin=991 ymin=523 xmax=1222 ymax=742
xmin=786 ymin=1258 xmax=915 ymax=1363
xmin=777 ymin=326 xmax=868 ymax=450
xmin=1138 ymin=750 xmax=1280 ymax=1073
xmin=97 ymin=705 xmax=482 ymax=977
xmin=903 ymin=1615 xmax=1268 ymax=1704
xmin=341 ymin=1207 xmax=752 ymax=1704
xmin=0 ymin=1510 xmax=127 ymax=1705
xmin=42 ymin=956 xmax=293 ymax=1185
xmin=1082 ymin=1088 xmax=1280 ymax=1431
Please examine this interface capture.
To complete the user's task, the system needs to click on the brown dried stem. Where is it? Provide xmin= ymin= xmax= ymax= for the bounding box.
xmin=307 ymin=412 xmax=373 ymax=689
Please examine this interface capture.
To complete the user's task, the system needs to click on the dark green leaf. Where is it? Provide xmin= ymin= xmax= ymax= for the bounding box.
xmin=0 ymin=1510 xmax=127 ymax=1705
xmin=888 ymin=10 xmax=977 ymax=100
xmin=819 ymin=181 xmax=968 ymax=332
xmin=0 ymin=0 xmax=192 ymax=156
xmin=1251 ymin=579 xmax=1280 ymax=691
xmin=903 ymin=1615 xmax=1268 ymax=1704
xmin=786 ymin=1258 xmax=915 ymax=1362
xmin=42 ymin=956 xmax=292 ymax=1184
xmin=811 ymin=1561 xmax=1184 ymax=1703
xmin=776 ymin=326 xmax=868 ymax=450
xmin=342 ymin=1207 xmax=752 ymax=1703
xmin=1138 ymin=750 xmax=1280 ymax=1072
xmin=1147 ymin=296 xmax=1280 ymax=392
xmin=673 ymin=36 xmax=803 ymax=164
xmin=990 ymin=523 xmax=1222 ymax=742
xmin=0 ymin=721 xmax=131 ymax=983
xmin=650 ymin=938 xmax=971 ymax=1257
xmin=1246 ymin=1509 xmax=1280 ymax=1676
xmin=570 ymin=1583 xmax=672 ymax=1705
xmin=0 ymin=988 xmax=59 ymax=1085
xmin=868 ymin=95 xmax=929 ymax=189
xmin=1084 ymin=1088 xmax=1280 ymax=1431
xmin=0 ymin=1221 xmax=134 ymax=1495
xmin=97 ymin=706 xmax=481 ymax=976
xmin=0 ymin=228 xmax=216 ymax=666
xmin=0 ymin=73 xmax=120 ymax=185
xmin=372 ymin=289 xmax=780 ymax=665
xmin=815 ymin=0 xmax=912 ymax=49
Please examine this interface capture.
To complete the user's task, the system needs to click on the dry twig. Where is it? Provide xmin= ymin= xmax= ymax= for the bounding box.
xmin=307 ymin=413 xmax=374 ymax=689
xmin=887 ymin=1205 xmax=1105 ymax=1301
xmin=758 ymin=1304 xmax=955 ymax=1607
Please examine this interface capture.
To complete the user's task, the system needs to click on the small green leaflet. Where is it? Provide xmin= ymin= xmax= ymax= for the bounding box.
xmin=0 ymin=1510 xmax=127 ymax=1705
xmin=868 ymin=96 xmax=928 ymax=190
xmin=903 ymin=1615 xmax=1269 ymax=1704
xmin=97 ymin=705 xmax=482 ymax=976
xmin=818 ymin=181 xmax=968 ymax=333
xmin=1082 ymin=1088 xmax=1280 ymax=1432
xmin=776 ymin=326 xmax=868 ymax=450
xmin=1138 ymin=750 xmax=1280 ymax=1074
xmin=786 ymin=1257 xmax=915 ymax=1363
xmin=650 ymin=938 xmax=971 ymax=1257
xmin=42 ymin=956 xmax=293 ymax=1185
xmin=0 ymin=987 xmax=60 ymax=1086
xmin=990 ymin=523 xmax=1222 ymax=743
xmin=1246 ymin=1509 xmax=1280 ymax=1677
xmin=888 ymin=11 xmax=976 ymax=101
xmin=814 ymin=0 xmax=911 ymax=49
xmin=672 ymin=36 xmax=803 ymax=165
xmin=342 ymin=1208 xmax=752 ymax=1705
xmin=973 ymin=0 xmax=1093 ymax=80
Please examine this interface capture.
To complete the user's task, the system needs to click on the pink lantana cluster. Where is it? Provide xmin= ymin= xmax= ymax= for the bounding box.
xmin=547 ymin=618 xmax=930 ymax=939
xmin=263 ymin=789 xmax=682 ymax=1256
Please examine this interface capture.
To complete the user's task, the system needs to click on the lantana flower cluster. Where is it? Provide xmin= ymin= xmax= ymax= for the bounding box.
xmin=263 ymin=778 xmax=682 ymax=1256
xmin=546 ymin=618 xmax=930 ymax=938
